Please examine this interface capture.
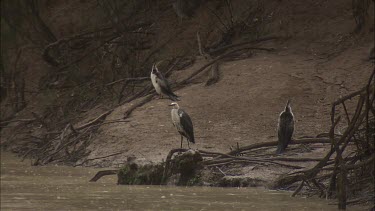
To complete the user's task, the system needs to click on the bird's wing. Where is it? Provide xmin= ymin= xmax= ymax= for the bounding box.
xmin=278 ymin=113 xmax=294 ymax=137
xmin=277 ymin=112 xmax=294 ymax=153
xmin=155 ymin=72 xmax=179 ymax=100
xmin=178 ymin=109 xmax=194 ymax=143
xmin=155 ymin=72 xmax=172 ymax=91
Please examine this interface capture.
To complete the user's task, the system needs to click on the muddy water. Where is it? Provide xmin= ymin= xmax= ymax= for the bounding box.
xmin=1 ymin=152 xmax=350 ymax=211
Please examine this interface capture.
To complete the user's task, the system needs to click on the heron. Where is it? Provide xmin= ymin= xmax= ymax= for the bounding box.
xmin=150 ymin=64 xmax=179 ymax=101
xmin=169 ymin=102 xmax=195 ymax=148
xmin=276 ymin=99 xmax=294 ymax=154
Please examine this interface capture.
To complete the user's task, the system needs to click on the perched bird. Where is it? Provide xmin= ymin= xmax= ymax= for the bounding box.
xmin=150 ymin=64 xmax=179 ymax=101
xmin=276 ymin=100 xmax=294 ymax=154
xmin=169 ymin=102 xmax=195 ymax=148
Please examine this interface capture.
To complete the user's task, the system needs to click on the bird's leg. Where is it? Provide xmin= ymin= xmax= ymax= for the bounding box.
xmin=187 ymin=140 xmax=190 ymax=149
xmin=180 ymin=136 xmax=183 ymax=148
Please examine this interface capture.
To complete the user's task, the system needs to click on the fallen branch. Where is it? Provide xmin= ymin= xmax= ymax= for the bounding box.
xmin=75 ymin=151 xmax=124 ymax=167
xmin=123 ymin=95 xmax=154 ymax=119
xmin=106 ymin=77 xmax=149 ymax=86
xmin=76 ymin=110 xmax=113 ymax=130
xmin=292 ymin=180 xmax=305 ymax=197
xmin=332 ymin=87 xmax=366 ymax=106
xmin=205 ymin=62 xmax=220 ymax=86
xmin=208 ymin=36 xmax=281 ymax=55
xmin=120 ymin=85 xmax=153 ymax=105
xmin=226 ymin=138 xmax=333 ymax=156
xmin=89 ymin=170 xmax=119 ymax=182
xmin=200 ymin=150 xmax=305 ymax=169
xmin=180 ymin=46 xmax=275 ymax=85
xmin=196 ymin=31 xmax=221 ymax=87
xmin=0 ymin=118 xmax=36 ymax=124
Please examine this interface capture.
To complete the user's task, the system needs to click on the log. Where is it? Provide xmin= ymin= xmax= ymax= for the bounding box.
xmin=226 ymin=138 xmax=334 ymax=156
xmin=89 ymin=170 xmax=119 ymax=182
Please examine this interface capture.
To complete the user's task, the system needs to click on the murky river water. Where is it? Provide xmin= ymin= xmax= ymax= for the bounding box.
xmin=1 ymin=152 xmax=359 ymax=210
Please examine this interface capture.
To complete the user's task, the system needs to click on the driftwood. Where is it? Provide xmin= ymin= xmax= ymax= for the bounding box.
xmin=226 ymin=138 xmax=333 ymax=156
xmin=89 ymin=170 xmax=119 ymax=182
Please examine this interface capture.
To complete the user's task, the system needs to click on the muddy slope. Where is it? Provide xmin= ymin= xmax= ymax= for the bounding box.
xmin=85 ymin=1 xmax=374 ymax=167
xmin=1 ymin=0 xmax=374 ymax=169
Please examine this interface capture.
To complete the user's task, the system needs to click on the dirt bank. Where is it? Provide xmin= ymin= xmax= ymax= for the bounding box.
xmin=1 ymin=0 xmax=374 ymax=199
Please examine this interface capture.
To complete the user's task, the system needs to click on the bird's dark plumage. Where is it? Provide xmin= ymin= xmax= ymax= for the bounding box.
xmin=170 ymin=102 xmax=195 ymax=148
xmin=276 ymin=100 xmax=294 ymax=154
xmin=156 ymin=72 xmax=179 ymax=101
xmin=177 ymin=109 xmax=195 ymax=144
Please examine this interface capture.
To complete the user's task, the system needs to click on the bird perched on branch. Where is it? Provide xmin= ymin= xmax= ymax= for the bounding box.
xmin=169 ymin=102 xmax=195 ymax=148
xmin=150 ymin=64 xmax=179 ymax=101
xmin=276 ymin=100 xmax=294 ymax=154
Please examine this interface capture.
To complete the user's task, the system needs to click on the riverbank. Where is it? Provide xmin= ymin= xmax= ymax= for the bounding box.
xmin=3 ymin=151 xmax=360 ymax=210
xmin=1 ymin=0 xmax=374 ymax=209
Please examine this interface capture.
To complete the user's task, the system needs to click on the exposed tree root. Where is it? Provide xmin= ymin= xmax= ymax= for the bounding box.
xmin=273 ymin=70 xmax=375 ymax=209
xmin=123 ymin=94 xmax=154 ymax=119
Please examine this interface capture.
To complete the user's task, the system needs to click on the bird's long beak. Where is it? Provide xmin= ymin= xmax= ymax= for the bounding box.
xmin=285 ymin=99 xmax=291 ymax=110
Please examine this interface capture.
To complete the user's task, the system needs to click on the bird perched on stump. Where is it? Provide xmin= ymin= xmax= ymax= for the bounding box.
xmin=169 ymin=102 xmax=195 ymax=148
xmin=150 ymin=64 xmax=179 ymax=101
xmin=276 ymin=100 xmax=294 ymax=154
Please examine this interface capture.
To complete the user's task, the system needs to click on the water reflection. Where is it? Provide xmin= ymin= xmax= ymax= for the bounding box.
xmin=1 ymin=152 xmax=355 ymax=210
